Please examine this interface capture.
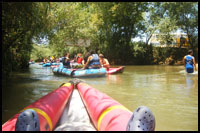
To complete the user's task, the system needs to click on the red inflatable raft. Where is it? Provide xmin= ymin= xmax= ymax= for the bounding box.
xmin=2 ymin=79 xmax=155 ymax=131
xmin=2 ymin=82 xmax=74 ymax=131
xmin=77 ymin=82 xmax=132 ymax=131
xmin=106 ymin=66 xmax=125 ymax=74
xmin=76 ymin=81 xmax=155 ymax=131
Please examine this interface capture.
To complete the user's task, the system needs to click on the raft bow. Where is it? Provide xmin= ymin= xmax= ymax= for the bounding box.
xmin=2 ymin=79 xmax=155 ymax=131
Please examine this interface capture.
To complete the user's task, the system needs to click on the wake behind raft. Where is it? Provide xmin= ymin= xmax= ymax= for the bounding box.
xmin=2 ymin=79 xmax=155 ymax=131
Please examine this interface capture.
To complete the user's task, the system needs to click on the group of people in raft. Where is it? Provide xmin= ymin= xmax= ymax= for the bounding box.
xmin=42 ymin=50 xmax=110 ymax=70
xmin=42 ymin=49 xmax=197 ymax=73
xmin=62 ymin=50 xmax=110 ymax=70
xmin=42 ymin=56 xmax=60 ymax=64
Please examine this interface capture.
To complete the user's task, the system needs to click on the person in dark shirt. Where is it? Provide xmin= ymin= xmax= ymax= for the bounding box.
xmin=62 ymin=53 xmax=70 ymax=68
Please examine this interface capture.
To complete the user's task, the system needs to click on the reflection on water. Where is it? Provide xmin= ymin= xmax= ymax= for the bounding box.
xmin=185 ymin=74 xmax=194 ymax=89
xmin=2 ymin=64 xmax=198 ymax=131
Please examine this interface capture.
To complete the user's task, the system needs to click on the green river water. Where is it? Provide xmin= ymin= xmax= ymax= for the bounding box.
xmin=2 ymin=63 xmax=198 ymax=131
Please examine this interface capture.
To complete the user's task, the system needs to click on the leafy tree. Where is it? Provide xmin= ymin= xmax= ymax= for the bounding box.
xmin=91 ymin=2 xmax=148 ymax=64
xmin=2 ymin=2 xmax=50 ymax=77
xmin=157 ymin=17 xmax=177 ymax=46
xmin=162 ymin=2 xmax=198 ymax=49
xmin=30 ymin=44 xmax=53 ymax=62
xmin=48 ymin=2 xmax=93 ymax=56
xmin=142 ymin=3 xmax=162 ymax=46
xmin=2 ymin=2 xmax=198 ymax=76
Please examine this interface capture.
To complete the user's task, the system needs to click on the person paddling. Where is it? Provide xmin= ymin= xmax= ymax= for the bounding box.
xmin=183 ymin=50 xmax=197 ymax=73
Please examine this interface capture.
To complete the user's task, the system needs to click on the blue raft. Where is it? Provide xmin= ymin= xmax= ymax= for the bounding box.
xmin=42 ymin=62 xmax=59 ymax=67
xmin=29 ymin=61 xmax=35 ymax=64
xmin=42 ymin=63 xmax=52 ymax=67
xmin=52 ymin=65 xmax=106 ymax=78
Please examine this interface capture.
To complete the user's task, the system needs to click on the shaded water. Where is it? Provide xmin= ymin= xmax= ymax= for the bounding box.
xmin=2 ymin=63 xmax=198 ymax=131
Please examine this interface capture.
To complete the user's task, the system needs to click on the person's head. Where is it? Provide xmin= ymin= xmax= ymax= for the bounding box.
xmin=77 ymin=53 xmax=82 ymax=57
xmin=99 ymin=54 xmax=104 ymax=59
xmin=84 ymin=52 xmax=91 ymax=62
xmin=89 ymin=50 xmax=95 ymax=55
xmin=188 ymin=50 xmax=193 ymax=55
xmin=64 ymin=53 xmax=69 ymax=57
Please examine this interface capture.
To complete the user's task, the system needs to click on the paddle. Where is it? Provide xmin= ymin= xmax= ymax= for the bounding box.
xmin=70 ymin=69 xmax=78 ymax=77
xmin=70 ymin=67 xmax=88 ymax=77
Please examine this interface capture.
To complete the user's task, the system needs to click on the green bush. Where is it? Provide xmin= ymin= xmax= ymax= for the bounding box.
xmin=30 ymin=44 xmax=53 ymax=62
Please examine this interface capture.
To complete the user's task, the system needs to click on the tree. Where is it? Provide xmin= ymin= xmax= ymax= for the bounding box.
xmin=162 ymin=2 xmax=198 ymax=49
xmin=48 ymin=2 xmax=96 ymax=56
xmin=2 ymin=2 xmax=50 ymax=77
xmin=157 ymin=17 xmax=177 ymax=46
xmin=91 ymin=2 xmax=148 ymax=64
xmin=142 ymin=2 xmax=162 ymax=46
xmin=48 ymin=2 xmax=148 ymax=64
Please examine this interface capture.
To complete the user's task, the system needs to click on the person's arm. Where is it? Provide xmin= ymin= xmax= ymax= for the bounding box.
xmin=82 ymin=60 xmax=85 ymax=65
xmin=103 ymin=58 xmax=110 ymax=68
xmin=104 ymin=58 xmax=110 ymax=65
xmin=193 ymin=57 xmax=197 ymax=71
xmin=83 ymin=56 xmax=91 ymax=69
xmin=183 ymin=56 xmax=186 ymax=67
xmin=99 ymin=59 xmax=103 ymax=67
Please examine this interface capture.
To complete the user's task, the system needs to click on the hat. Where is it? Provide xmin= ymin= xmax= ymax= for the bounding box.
xmin=99 ymin=54 xmax=104 ymax=58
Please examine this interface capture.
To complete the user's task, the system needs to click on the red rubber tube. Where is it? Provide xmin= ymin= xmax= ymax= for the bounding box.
xmin=2 ymin=82 xmax=74 ymax=131
xmin=76 ymin=82 xmax=132 ymax=131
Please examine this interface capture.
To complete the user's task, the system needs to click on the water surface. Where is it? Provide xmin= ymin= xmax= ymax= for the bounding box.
xmin=2 ymin=64 xmax=198 ymax=131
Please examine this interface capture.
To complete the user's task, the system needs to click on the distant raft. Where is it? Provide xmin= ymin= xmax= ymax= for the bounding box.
xmin=42 ymin=62 xmax=59 ymax=67
xmin=52 ymin=66 xmax=107 ymax=78
xmin=29 ymin=61 xmax=35 ymax=64
xmin=42 ymin=62 xmax=52 ymax=67
xmin=106 ymin=66 xmax=125 ymax=74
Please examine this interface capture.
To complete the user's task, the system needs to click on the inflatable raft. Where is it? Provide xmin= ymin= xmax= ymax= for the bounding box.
xmin=2 ymin=82 xmax=74 ymax=131
xmin=52 ymin=65 xmax=124 ymax=77
xmin=42 ymin=62 xmax=59 ymax=67
xmin=51 ymin=65 xmax=60 ymax=69
xmin=52 ymin=66 xmax=107 ymax=78
xmin=29 ymin=61 xmax=35 ymax=64
xmin=42 ymin=62 xmax=52 ymax=67
xmin=107 ymin=66 xmax=125 ymax=74
xmin=2 ymin=79 xmax=155 ymax=131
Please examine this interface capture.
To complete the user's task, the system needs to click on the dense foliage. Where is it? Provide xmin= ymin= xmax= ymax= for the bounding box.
xmin=2 ymin=2 xmax=198 ymax=77
xmin=30 ymin=44 xmax=53 ymax=62
xmin=2 ymin=2 xmax=51 ymax=76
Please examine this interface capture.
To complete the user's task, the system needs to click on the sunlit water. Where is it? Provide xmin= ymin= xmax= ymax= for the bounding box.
xmin=2 ymin=63 xmax=198 ymax=131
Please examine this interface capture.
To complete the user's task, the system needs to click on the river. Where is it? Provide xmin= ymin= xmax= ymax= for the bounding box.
xmin=2 ymin=63 xmax=198 ymax=131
